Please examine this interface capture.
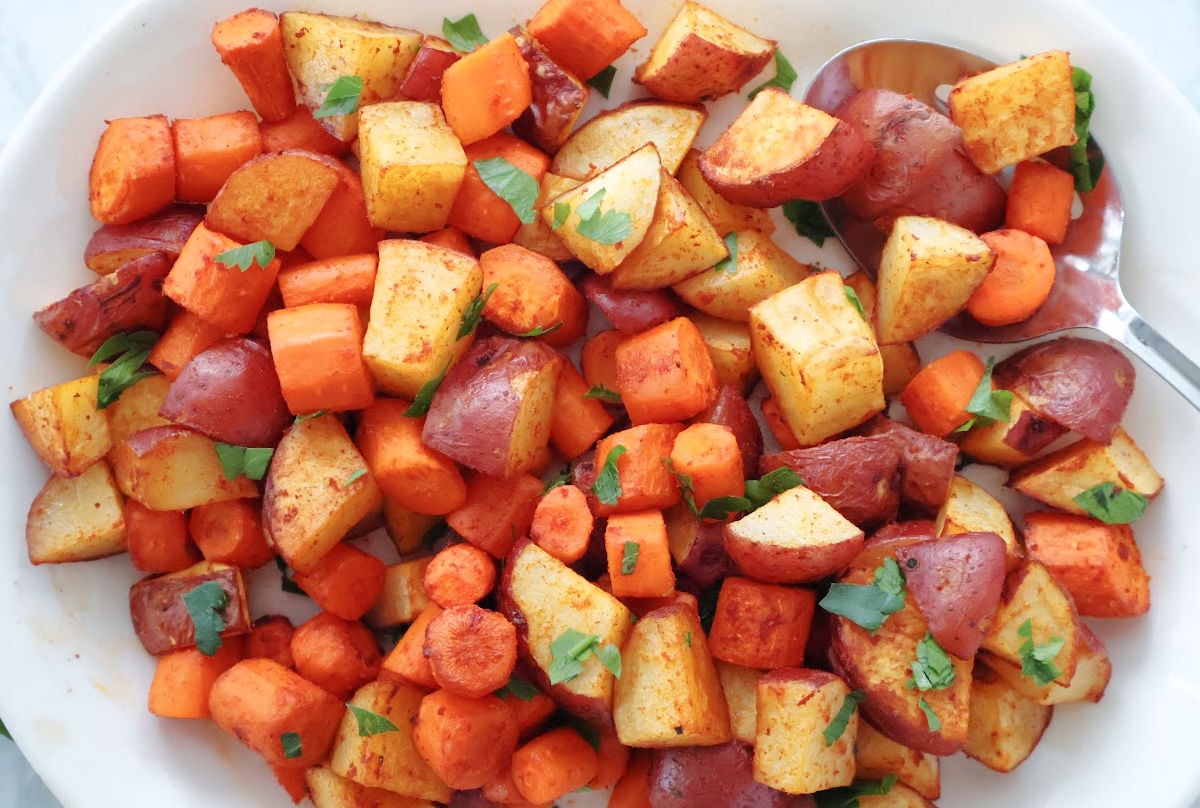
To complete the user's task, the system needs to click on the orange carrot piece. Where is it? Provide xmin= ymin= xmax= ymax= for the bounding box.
xmin=615 ymin=317 xmax=718 ymax=425
xmin=760 ymin=396 xmax=801 ymax=451
xmin=441 ymin=33 xmax=533 ymax=146
xmin=1024 ymin=511 xmax=1150 ymax=618
xmin=605 ymin=510 xmax=675 ymax=599
xmin=89 ymin=114 xmax=175 ymax=225
xmin=208 ymin=658 xmax=344 ymax=768
xmin=379 ymin=602 xmax=443 ymax=689
xmin=355 ymin=398 xmax=468 ymax=516
xmin=1005 ymin=159 xmax=1075 ymax=245
xmin=188 ymin=499 xmax=275 ymax=569
xmin=270 ymin=763 xmax=309 ymax=805
xmin=609 ymin=749 xmax=653 ymax=808
xmin=148 ymin=636 xmax=244 ymax=719
xmin=299 ymin=156 xmax=386 ymax=259
xmin=479 ymin=243 xmax=587 ymax=345
xmin=266 ymin=302 xmax=375 ymax=414
xmin=898 ymin=349 xmax=986 ymax=437
xmin=965 ymin=229 xmax=1056 ymax=327
xmin=497 ymin=681 xmax=556 ymax=738
xmin=529 ymin=484 xmax=594 ymax=564
xmin=423 ymin=543 xmax=497 ymax=607
xmin=588 ymin=724 xmax=631 ymax=790
xmin=126 ymin=500 xmax=200 ymax=573
xmin=211 ymin=8 xmax=296 ymax=123
xmin=483 ymin=763 xmax=546 ymax=807
xmin=245 ymin=615 xmax=296 ymax=670
xmin=172 ymin=111 xmax=263 ymax=204
xmin=550 ymin=359 xmax=616 ymax=460
xmin=277 ymin=253 xmax=378 ymax=308
xmin=526 ymin=0 xmax=647 ymax=80
xmin=289 ymin=611 xmax=382 ymax=698
xmin=424 ymin=604 xmax=518 ymax=698
xmin=147 ymin=309 xmax=228 ymax=380
xmin=580 ymin=329 xmax=625 ymax=394
xmin=400 ymin=36 xmax=462 ymax=103
xmin=669 ymin=422 xmax=744 ymax=512
xmin=511 ymin=727 xmax=600 ymax=804
xmin=163 ymin=221 xmax=282 ymax=334
xmin=412 ymin=689 xmax=520 ymax=790
xmin=449 ymin=134 xmax=552 ymax=245
xmin=592 ymin=423 xmax=685 ymax=516
xmin=290 ymin=543 xmax=387 ymax=621
xmin=707 ymin=576 xmax=816 ymax=669
xmin=260 ymin=106 xmax=349 ymax=156
xmin=447 ymin=472 xmax=543 ymax=558
xmin=419 ymin=226 xmax=476 ymax=257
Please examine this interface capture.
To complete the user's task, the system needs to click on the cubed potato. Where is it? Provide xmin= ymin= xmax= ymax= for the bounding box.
xmin=690 ymin=313 xmax=758 ymax=394
xmin=550 ymin=101 xmax=706 ymax=180
xmin=1008 ymin=427 xmax=1164 ymax=514
xmin=859 ymin=782 xmax=938 ymax=807
xmin=363 ymin=238 xmax=481 ymax=399
xmin=674 ymin=229 xmax=811 ymax=321
xmin=26 ymin=460 xmax=126 ymax=564
xmin=280 ymin=12 xmax=422 ymax=142
xmin=358 ymin=102 xmax=467 ymax=233
xmin=12 ymin=374 xmax=112 ymax=478
xmin=614 ymin=603 xmax=731 ymax=747
xmin=676 ymin=148 xmax=774 ymax=236
xmin=104 ymin=373 xmax=172 ymax=447
xmin=512 ymin=173 xmax=579 ymax=261
xmin=330 ymin=681 xmax=452 ymax=802
xmin=365 ymin=558 xmax=433 ymax=629
xmin=842 ymin=269 xmax=922 ymax=396
xmin=544 ymin=143 xmax=662 ymax=274
xmin=935 ymin=475 xmax=1022 ymax=571
xmin=981 ymin=622 xmax=1111 ymax=705
xmin=610 ymin=170 xmax=728 ymax=289
xmin=749 ymin=270 xmax=885 ymax=446
xmin=129 ymin=560 xmax=252 ymax=655
xmin=980 ymin=561 xmax=1081 ymax=688
xmin=715 ymin=661 xmax=764 ymax=745
xmin=875 ymin=216 xmax=994 ymax=344
xmin=307 ymin=763 xmax=439 ymax=808
xmin=633 ymin=1 xmax=776 ymax=103
xmin=754 ymin=669 xmax=857 ymax=794
xmin=382 ymin=499 xmax=443 ymax=557
xmin=855 ymin=722 xmax=940 ymax=800
xmin=963 ymin=663 xmax=1054 ymax=773
xmin=498 ymin=539 xmax=633 ymax=724
xmin=263 ymin=414 xmax=383 ymax=574
xmin=959 ymin=388 xmax=1068 ymax=468
xmin=949 ymin=51 xmax=1077 ymax=174
xmin=109 ymin=425 xmax=258 ymax=511
xmin=724 ymin=486 xmax=864 ymax=584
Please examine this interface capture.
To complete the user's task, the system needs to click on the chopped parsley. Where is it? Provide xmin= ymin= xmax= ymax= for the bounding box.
xmin=515 ymin=322 xmax=563 ymax=338
xmin=474 ymin=157 xmax=539 ymax=224
xmin=698 ymin=466 xmax=805 ymax=520
xmin=1017 ymin=618 xmax=1065 ymax=687
xmin=818 ymin=557 xmax=906 ymax=632
xmin=313 ymin=75 xmax=364 ymax=118
xmin=341 ymin=468 xmax=368 ymax=488
xmin=620 ymin=541 xmax=640 ymax=575
xmin=917 ymin=697 xmax=942 ymax=732
xmin=823 ymin=689 xmax=865 ymax=747
xmin=713 ymin=232 xmax=739 ymax=273
xmin=571 ymin=189 xmax=634 ymax=245
xmin=587 ymin=65 xmax=617 ymax=98
xmin=591 ymin=445 xmax=627 ymax=505
xmin=214 ymin=240 xmax=275 ymax=271
xmin=458 ymin=282 xmax=499 ymax=339
xmin=280 ymin=732 xmax=303 ymax=760
xmin=844 ymin=285 xmax=866 ymax=319
xmin=442 ymin=14 xmax=488 ymax=52
xmin=782 ymin=199 xmax=834 ymax=246
xmin=213 ymin=443 xmax=273 ymax=481
xmin=1069 ymin=66 xmax=1104 ymax=193
xmin=181 ymin=580 xmax=228 ymax=657
xmin=748 ymin=49 xmax=798 ymax=99
xmin=907 ymin=633 xmax=956 ymax=691
xmin=583 ymin=385 xmax=622 ymax=403
xmin=955 ymin=356 xmax=1013 ymax=432
xmin=1073 ymin=481 xmax=1148 ymax=524
xmin=495 ymin=675 xmax=540 ymax=701
xmin=404 ymin=362 xmax=451 ymax=417
xmin=813 ymin=775 xmax=899 ymax=808
xmin=346 ymin=705 xmax=399 ymax=737
xmin=88 ymin=330 xmax=159 ymax=409
xmin=547 ymin=628 xmax=621 ymax=684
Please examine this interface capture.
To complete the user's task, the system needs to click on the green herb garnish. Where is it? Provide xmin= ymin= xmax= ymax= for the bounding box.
xmin=313 ymin=75 xmax=363 ymax=118
xmin=620 ymin=541 xmax=640 ymax=575
xmin=823 ymin=689 xmax=865 ymax=747
xmin=474 ymin=157 xmax=540 ymax=224
xmin=442 ymin=14 xmax=488 ymax=52
xmin=495 ymin=675 xmax=540 ymax=701
xmin=89 ymin=330 xmax=159 ymax=409
xmin=591 ymin=445 xmax=627 ymax=505
xmin=844 ymin=286 xmax=866 ymax=318
xmin=1017 ymin=618 xmax=1065 ymax=686
xmin=813 ymin=775 xmax=899 ymax=808
xmin=917 ymin=697 xmax=942 ymax=732
xmin=955 ymin=357 xmax=1013 ymax=433
xmin=587 ymin=65 xmax=617 ymax=98
xmin=782 ymin=199 xmax=834 ymax=246
xmin=1073 ymin=481 xmax=1148 ymax=524
xmin=213 ymin=443 xmax=274 ymax=481
xmin=697 ymin=466 xmax=804 ymax=520
xmin=458 ymin=282 xmax=499 ymax=339
xmin=404 ymin=362 xmax=451 ymax=417
xmin=274 ymin=556 xmax=308 ymax=597
xmin=280 ymin=732 xmax=303 ymax=760
xmin=516 ymin=322 xmax=563 ymax=338
xmin=346 ymin=705 xmax=399 ymax=737
xmin=181 ymin=580 xmax=228 ymax=657
xmin=542 ymin=464 xmax=573 ymax=494
xmin=214 ymin=239 xmax=276 ymax=270
xmin=584 ymin=385 xmax=621 ymax=403
xmin=1069 ymin=66 xmax=1104 ymax=193
xmin=342 ymin=468 xmax=368 ymax=488
xmin=713 ymin=232 xmax=739 ymax=273
xmin=907 ymin=633 xmax=956 ymax=691
xmin=818 ymin=557 xmax=906 ymax=631
xmin=572 ymin=189 xmax=633 ymax=245
xmin=552 ymin=201 xmax=571 ymax=230
xmin=547 ymin=628 xmax=621 ymax=684
xmin=748 ymin=49 xmax=797 ymax=99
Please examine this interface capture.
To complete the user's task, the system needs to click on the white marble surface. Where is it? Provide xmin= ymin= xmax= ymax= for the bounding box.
xmin=2 ymin=0 xmax=1200 ymax=806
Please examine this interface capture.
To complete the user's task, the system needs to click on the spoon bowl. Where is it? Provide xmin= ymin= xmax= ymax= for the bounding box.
xmin=804 ymin=38 xmax=1200 ymax=409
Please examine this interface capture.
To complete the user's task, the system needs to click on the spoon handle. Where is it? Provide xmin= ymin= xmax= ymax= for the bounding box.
xmin=1101 ymin=305 xmax=1200 ymax=411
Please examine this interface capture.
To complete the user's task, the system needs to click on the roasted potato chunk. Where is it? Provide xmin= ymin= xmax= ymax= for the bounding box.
xmin=979 ymin=561 xmax=1081 ymax=688
xmin=674 ymin=229 xmax=811 ymax=321
xmin=964 ymin=663 xmax=1054 ymax=772
xmin=550 ymin=101 xmax=706 ymax=180
xmin=935 ymin=474 xmax=1022 ymax=571
xmin=855 ymin=722 xmax=940 ymax=800
xmin=12 ymin=374 xmax=112 ymax=478
xmin=26 ymin=460 xmax=126 ymax=565
xmin=128 ymin=561 xmax=251 ymax=655
xmin=110 ymin=425 xmax=258 ymax=511
xmin=754 ymin=669 xmax=857 ymax=794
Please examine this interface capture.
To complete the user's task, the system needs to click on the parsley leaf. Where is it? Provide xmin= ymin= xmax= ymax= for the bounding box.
xmin=0 ymin=717 xmax=10 ymax=741
xmin=1017 ymin=618 xmax=1065 ymax=686
xmin=591 ymin=444 xmax=627 ymax=505
xmin=823 ymin=689 xmax=865 ymax=747
xmin=516 ymin=322 xmax=563 ymax=338
xmin=621 ymin=541 xmax=640 ymax=575
xmin=474 ymin=157 xmax=540 ymax=224
xmin=274 ymin=556 xmax=308 ymax=597
xmin=1073 ymin=481 xmax=1148 ymax=524
xmin=844 ymin=285 xmax=866 ymax=319
xmin=813 ymin=775 xmax=899 ymax=808
xmin=542 ymin=464 xmax=573 ymax=494
xmin=404 ymin=362 xmax=451 ymax=417
xmin=685 ymin=631 xmax=692 ymax=648
xmin=1069 ymin=66 xmax=1104 ymax=193
xmin=713 ymin=232 xmax=739 ymax=273
xmin=342 ymin=468 xmax=368 ymax=488
xmin=213 ymin=443 xmax=274 ymax=481
xmin=182 ymin=580 xmax=228 ymax=656
xmin=584 ymin=385 xmax=621 ymax=403
xmin=547 ymin=629 xmax=622 ymax=683
xmin=347 ymin=705 xmax=399 ymax=736
xmin=696 ymin=467 xmax=804 ymax=520
xmin=313 ymin=75 xmax=364 ymax=119
xmin=458 ymin=282 xmax=499 ymax=339
xmin=495 ymin=675 xmax=540 ymax=701
xmin=955 ymin=357 xmax=1013 ymax=433
xmin=294 ymin=410 xmax=328 ymax=423
xmin=697 ymin=495 xmax=752 ymax=520
xmin=280 ymin=732 xmax=303 ymax=760
xmin=442 ymin=14 xmax=488 ymax=52
xmin=89 ymin=330 xmax=159 ymax=409
xmin=818 ymin=558 xmax=907 ymax=631
xmin=917 ymin=698 xmax=942 ymax=732
xmin=907 ymin=633 xmax=956 ymax=691
xmin=215 ymin=239 xmax=276 ymax=271
xmin=593 ymin=642 xmax=622 ymax=678
xmin=748 ymin=49 xmax=798 ymax=99
xmin=663 ymin=458 xmax=700 ymax=516
xmin=551 ymin=201 xmax=571 ymax=230
xmin=782 ymin=199 xmax=834 ymax=246
xmin=572 ymin=189 xmax=633 ymax=245
xmin=587 ymin=65 xmax=617 ymax=98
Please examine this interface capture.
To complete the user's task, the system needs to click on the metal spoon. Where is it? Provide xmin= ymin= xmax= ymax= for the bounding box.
xmin=804 ymin=38 xmax=1200 ymax=409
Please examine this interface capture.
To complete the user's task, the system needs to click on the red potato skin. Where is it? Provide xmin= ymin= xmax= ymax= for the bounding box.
xmin=673 ymin=516 xmax=736 ymax=589
xmin=33 ymin=251 xmax=172 ymax=357
xmin=859 ymin=416 xmax=958 ymax=513
xmin=129 ymin=565 xmax=251 ymax=656
xmin=580 ymin=274 xmax=685 ymax=335
xmin=649 ymin=741 xmax=815 ymax=808
xmin=894 ymin=532 xmax=1007 ymax=659
xmin=694 ymin=385 xmax=764 ymax=477
xmin=512 ymin=27 xmax=590 ymax=154
xmin=993 ymin=337 xmax=1135 ymax=444
xmin=877 ymin=150 xmax=1006 ymax=233
xmin=83 ymin=205 xmax=204 ymax=274
xmin=159 ymin=337 xmax=292 ymax=447
xmin=399 ymin=37 xmax=460 ymax=103
xmin=1002 ymin=408 xmax=1068 ymax=456
xmin=422 ymin=336 xmax=562 ymax=477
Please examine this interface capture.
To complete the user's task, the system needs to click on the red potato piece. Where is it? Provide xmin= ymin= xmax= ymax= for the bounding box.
xmin=399 ymin=36 xmax=460 ymax=103
xmin=993 ymin=337 xmax=1135 ymax=444
xmin=159 ymin=337 xmax=292 ymax=448
xmin=699 ymin=87 xmax=873 ymax=206
xmin=512 ymin=26 xmax=590 ymax=154
xmin=580 ymin=273 xmax=684 ymax=335
xmin=33 ymin=251 xmax=172 ymax=358
xmin=649 ymin=741 xmax=814 ymax=808
xmin=894 ymin=532 xmax=1007 ymax=660
xmin=1002 ymin=407 xmax=1069 ymax=456
xmin=693 ymin=384 xmax=764 ymax=477
xmin=878 ymin=150 xmax=1006 ymax=234
xmin=666 ymin=508 xmax=736 ymax=589
xmin=860 ymin=416 xmax=959 ymax=512
xmin=128 ymin=562 xmax=252 ymax=656
xmin=83 ymin=205 xmax=204 ymax=274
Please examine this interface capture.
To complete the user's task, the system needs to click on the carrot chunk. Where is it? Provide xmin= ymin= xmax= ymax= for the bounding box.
xmin=419 ymin=226 xmax=476 ymax=258
xmin=89 ymin=114 xmax=175 ymax=225
xmin=965 ymin=228 xmax=1056 ymax=327
xmin=605 ymin=510 xmax=675 ymax=599
xmin=550 ymin=359 xmax=616 ymax=461
xmin=592 ymin=423 xmax=685 ymax=516
xmin=479 ymin=243 xmax=588 ymax=346
xmin=706 ymin=576 xmax=816 ymax=669
xmin=172 ymin=110 xmax=263 ymax=204
xmin=511 ymin=727 xmax=600 ymax=804
xmin=245 ymin=615 xmax=295 ymax=670
xmin=423 ymin=543 xmax=497 ymax=608
xmin=423 ymin=604 xmax=518 ymax=698
xmin=669 ymin=422 xmax=744 ymax=512
xmin=588 ymin=723 xmax=631 ymax=790
xmin=449 ymin=134 xmax=551 ymax=244
xmin=299 ymin=156 xmax=386 ymax=259
xmin=580 ymin=329 xmax=626 ymax=394
xmin=441 ymin=32 xmax=533 ymax=145
xmin=898 ymin=349 xmax=986 ymax=437
xmin=266 ymin=302 xmax=375 ymax=414
xmin=126 ymin=500 xmax=200 ymax=573
xmin=609 ymin=748 xmax=653 ymax=808
xmin=289 ymin=611 xmax=381 ymax=698
xmin=147 ymin=309 xmax=229 ymax=380
xmin=148 ymin=636 xmax=244 ymax=719
xmin=211 ymin=8 xmax=296 ymax=123
xmin=188 ymin=499 xmax=274 ymax=570
xmin=615 ymin=317 xmax=719 ymax=424
xmin=260 ymin=106 xmax=349 ymax=156
xmin=1005 ymin=159 xmax=1075 ymax=245
xmin=412 ymin=689 xmax=520 ymax=790
xmin=379 ymin=602 xmax=443 ymax=689
xmin=529 ymin=483 xmax=594 ymax=564
xmin=290 ymin=543 xmax=387 ymax=621
xmin=526 ymin=0 xmax=647 ymax=80
xmin=447 ymin=472 xmax=543 ymax=558
xmin=277 ymin=253 xmax=378 ymax=308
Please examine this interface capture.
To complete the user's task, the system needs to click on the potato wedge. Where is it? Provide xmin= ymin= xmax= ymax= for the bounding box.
xmin=550 ymin=101 xmax=706 ymax=179
xmin=981 ymin=622 xmax=1111 ymax=705
xmin=842 ymin=269 xmax=922 ymax=396
xmin=110 ymin=425 xmax=258 ymax=511
xmin=979 ymin=560 xmax=1081 ymax=688
xmin=128 ymin=560 xmax=251 ymax=655
xmin=26 ymin=460 xmax=126 ymax=565
xmin=855 ymin=721 xmax=940 ymax=800
xmin=83 ymin=206 xmax=202 ymax=275
xmin=964 ymin=663 xmax=1053 ymax=772
xmin=959 ymin=388 xmax=1068 ymax=468
xmin=754 ymin=669 xmax=857 ymax=794
xmin=365 ymin=558 xmax=432 ymax=629
xmin=674 ymin=229 xmax=810 ymax=321
xmin=690 ymin=313 xmax=758 ymax=394
xmin=307 ymin=763 xmax=438 ymax=808
xmin=935 ymin=474 xmax=1022 ymax=571
xmin=715 ymin=661 xmax=764 ymax=745
xmin=676 ymin=148 xmax=774 ymax=236
xmin=104 ymin=374 xmax=172 ymax=447
xmin=12 ymin=374 xmax=112 ymax=478
xmin=511 ymin=26 xmax=590 ymax=154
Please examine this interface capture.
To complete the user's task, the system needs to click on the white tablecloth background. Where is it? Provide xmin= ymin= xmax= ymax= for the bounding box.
xmin=2 ymin=0 xmax=1199 ymax=805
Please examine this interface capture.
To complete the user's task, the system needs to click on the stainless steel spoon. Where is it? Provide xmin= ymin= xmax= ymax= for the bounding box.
xmin=804 ymin=38 xmax=1200 ymax=409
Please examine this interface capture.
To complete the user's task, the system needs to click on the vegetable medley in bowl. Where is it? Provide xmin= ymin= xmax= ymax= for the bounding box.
xmin=3 ymin=0 xmax=1182 ymax=805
